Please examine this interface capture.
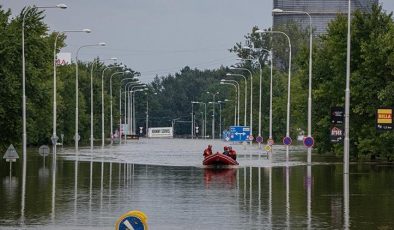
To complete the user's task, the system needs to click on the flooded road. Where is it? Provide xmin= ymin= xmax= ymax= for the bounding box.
xmin=1 ymin=138 xmax=393 ymax=229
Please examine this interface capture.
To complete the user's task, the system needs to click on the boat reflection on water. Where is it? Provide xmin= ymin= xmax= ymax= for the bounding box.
xmin=203 ymin=167 xmax=237 ymax=188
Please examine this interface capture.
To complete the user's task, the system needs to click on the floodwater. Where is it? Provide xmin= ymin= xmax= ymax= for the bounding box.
xmin=0 ymin=138 xmax=393 ymax=229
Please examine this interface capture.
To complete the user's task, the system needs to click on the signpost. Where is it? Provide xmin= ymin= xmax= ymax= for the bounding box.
xmin=3 ymin=144 xmax=19 ymax=178
xmin=303 ymin=136 xmax=314 ymax=148
xmin=267 ymin=138 xmax=274 ymax=146
xmin=115 ymin=210 xmax=148 ymax=230
xmin=283 ymin=136 xmax=292 ymax=146
xmin=255 ymin=136 xmax=263 ymax=143
xmin=331 ymin=106 xmax=345 ymax=143
xmin=376 ymin=108 xmax=393 ymax=131
xmin=39 ymin=145 xmax=50 ymax=166
xmin=229 ymin=126 xmax=250 ymax=142
xmin=330 ymin=126 xmax=343 ymax=143
xmin=331 ymin=107 xmax=344 ymax=124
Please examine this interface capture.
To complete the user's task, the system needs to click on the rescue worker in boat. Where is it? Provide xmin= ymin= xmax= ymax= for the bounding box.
xmin=228 ymin=146 xmax=237 ymax=160
xmin=203 ymin=145 xmax=213 ymax=158
xmin=223 ymin=146 xmax=229 ymax=156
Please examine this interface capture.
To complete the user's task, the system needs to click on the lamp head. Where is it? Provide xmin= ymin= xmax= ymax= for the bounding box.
xmin=110 ymin=57 xmax=118 ymax=61
xmin=272 ymin=8 xmax=283 ymax=13
xmin=98 ymin=42 xmax=106 ymax=46
xmin=83 ymin=29 xmax=91 ymax=33
xmin=226 ymin=73 xmax=232 ymax=76
xmin=242 ymin=46 xmax=252 ymax=50
xmin=255 ymin=29 xmax=264 ymax=34
xmin=56 ymin=4 xmax=68 ymax=9
xmin=124 ymin=70 xmax=131 ymax=74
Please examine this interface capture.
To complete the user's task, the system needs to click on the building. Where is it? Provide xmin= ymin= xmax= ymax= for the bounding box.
xmin=273 ymin=0 xmax=379 ymax=34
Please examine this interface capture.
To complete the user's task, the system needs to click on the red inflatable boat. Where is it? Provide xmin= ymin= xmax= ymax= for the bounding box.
xmin=203 ymin=153 xmax=239 ymax=166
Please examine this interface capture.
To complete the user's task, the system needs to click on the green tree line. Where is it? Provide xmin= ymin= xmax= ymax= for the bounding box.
xmin=133 ymin=4 xmax=393 ymax=159
xmin=1 ymin=4 xmax=393 ymax=160
xmin=0 ymin=6 xmax=138 ymax=151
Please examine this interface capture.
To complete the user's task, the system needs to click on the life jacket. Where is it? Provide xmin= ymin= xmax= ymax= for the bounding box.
xmin=204 ymin=148 xmax=212 ymax=157
xmin=229 ymin=150 xmax=237 ymax=160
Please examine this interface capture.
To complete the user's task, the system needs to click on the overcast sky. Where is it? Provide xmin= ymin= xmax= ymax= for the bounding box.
xmin=3 ymin=0 xmax=394 ymax=82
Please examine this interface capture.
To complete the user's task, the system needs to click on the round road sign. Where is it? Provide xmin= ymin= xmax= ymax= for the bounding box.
xmin=303 ymin=136 xmax=314 ymax=148
xmin=283 ymin=136 xmax=292 ymax=146
xmin=38 ymin=145 xmax=50 ymax=156
xmin=248 ymin=135 xmax=254 ymax=141
xmin=255 ymin=136 xmax=263 ymax=143
xmin=267 ymin=138 xmax=274 ymax=146
xmin=115 ymin=210 xmax=148 ymax=230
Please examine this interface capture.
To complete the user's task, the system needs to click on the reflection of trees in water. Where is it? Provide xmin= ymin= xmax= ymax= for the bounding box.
xmin=203 ymin=168 xmax=237 ymax=188
xmin=2 ymin=176 xmax=19 ymax=200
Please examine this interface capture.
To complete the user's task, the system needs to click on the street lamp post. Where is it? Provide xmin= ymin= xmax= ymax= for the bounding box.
xmin=221 ymin=80 xmax=240 ymax=125
xmin=53 ymin=29 xmax=90 ymax=156
xmin=89 ymin=57 xmax=114 ymax=150
xmin=100 ymin=62 xmax=121 ymax=147
xmin=191 ymin=102 xmax=194 ymax=139
xmin=230 ymin=66 xmax=253 ymax=142
xmin=109 ymin=71 xmax=131 ymax=144
xmin=225 ymin=99 xmax=236 ymax=125
xmin=75 ymin=42 xmax=106 ymax=153
xmin=119 ymin=79 xmax=139 ymax=143
xmin=192 ymin=101 xmax=207 ymax=139
xmin=344 ymin=0 xmax=351 ymax=174
xmin=256 ymin=29 xmax=292 ymax=159
xmin=207 ymin=91 xmax=219 ymax=139
xmin=220 ymin=83 xmax=238 ymax=125
xmin=22 ymin=4 xmax=66 ymax=219
xmin=272 ymin=8 xmax=313 ymax=164
xmin=243 ymin=47 xmax=273 ymax=141
xmin=132 ymin=88 xmax=148 ymax=135
xmin=128 ymin=84 xmax=147 ymax=134
xmin=226 ymin=73 xmax=247 ymax=126
xmin=217 ymin=101 xmax=225 ymax=139
xmin=123 ymin=81 xmax=142 ymax=137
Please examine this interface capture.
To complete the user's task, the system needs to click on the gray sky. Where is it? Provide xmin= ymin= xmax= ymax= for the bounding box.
xmin=3 ymin=0 xmax=394 ymax=82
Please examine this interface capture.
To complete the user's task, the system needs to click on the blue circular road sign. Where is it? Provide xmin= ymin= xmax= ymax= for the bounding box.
xmin=283 ymin=136 xmax=292 ymax=146
xmin=303 ymin=136 xmax=314 ymax=148
xmin=256 ymin=136 xmax=263 ymax=143
xmin=115 ymin=210 xmax=148 ymax=230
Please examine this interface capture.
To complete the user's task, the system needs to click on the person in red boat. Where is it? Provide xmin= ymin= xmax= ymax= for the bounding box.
xmin=228 ymin=146 xmax=237 ymax=160
xmin=203 ymin=145 xmax=213 ymax=158
xmin=223 ymin=146 xmax=229 ymax=156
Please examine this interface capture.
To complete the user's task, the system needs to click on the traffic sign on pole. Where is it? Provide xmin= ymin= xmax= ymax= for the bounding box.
xmin=264 ymin=145 xmax=272 ymax=152
xmin=229 ymin=126 xmax=250 ymax=142
xmin=3 ymin=144 xmax=19 ymax=162
xmin=283 ymin=136 xmax=292 ymax=146
xmin=267 ymin=138 xmax=274 ymax=146
xmin=303 ymin=136 xmax=314 ymax=148
xmin=39 ymin=145 xmax=50 ymax=157
xmin=115 ymin=210 xmax=148 ymax=230
xmin=255 ymin=136 xmax=263 ymax=143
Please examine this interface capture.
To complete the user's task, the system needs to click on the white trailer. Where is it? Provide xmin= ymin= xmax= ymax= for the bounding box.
xmin=148 ymin=127 xmax=173 ymax=138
